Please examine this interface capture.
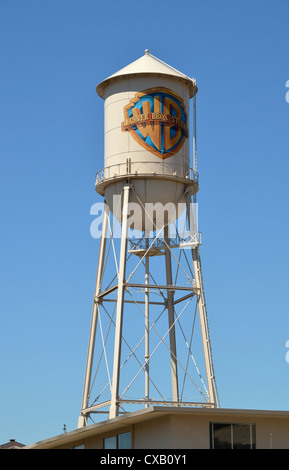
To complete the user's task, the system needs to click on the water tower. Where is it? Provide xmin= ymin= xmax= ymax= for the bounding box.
xmin=78 ymin=51 xmax=219 ymax=427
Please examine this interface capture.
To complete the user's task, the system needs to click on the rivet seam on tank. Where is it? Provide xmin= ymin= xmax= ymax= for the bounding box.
xmin=121 ymin=87 xmax=188 ymax=160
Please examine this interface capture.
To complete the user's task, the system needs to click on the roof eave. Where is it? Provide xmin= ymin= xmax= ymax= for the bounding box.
xmin=96 ymin=72 xmax=197 ymax=99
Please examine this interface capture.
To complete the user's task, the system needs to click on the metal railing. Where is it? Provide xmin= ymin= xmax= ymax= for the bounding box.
xmin=95 ymin=161 xmax=198 ymax=185
xmin=129 ymin=232 xmax=202 ymax=253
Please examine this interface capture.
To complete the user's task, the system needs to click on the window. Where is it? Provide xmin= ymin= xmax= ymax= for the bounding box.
xmin=103 ymin=436 xmax=117 ymax=449
xmin=210 ymin=423 xmax=256 ymax=449
xmin=118 ymin=432 xmax=131 ymax=449
xmin=103 ymin=432 xmax=131 ymax=449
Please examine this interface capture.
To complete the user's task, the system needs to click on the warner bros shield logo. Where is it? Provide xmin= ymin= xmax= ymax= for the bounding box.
xmin=121 ymin=87 xmax=188 ymax=159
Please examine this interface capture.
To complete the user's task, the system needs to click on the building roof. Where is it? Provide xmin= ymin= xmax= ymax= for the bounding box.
xmin=96 ymin=50 xmax=197 ymax=99
xmin=0 ymin=439 xmax=25 ymax=449
xmin=24 ymin=406 xmax=289 ymax=449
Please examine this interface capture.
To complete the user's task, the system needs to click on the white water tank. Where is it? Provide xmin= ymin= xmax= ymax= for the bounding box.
xmin=95 ymin=50 xmax=198 ymax=231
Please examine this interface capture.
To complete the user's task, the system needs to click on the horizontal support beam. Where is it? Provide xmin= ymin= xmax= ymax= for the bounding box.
xmin=102 ymin=298 xmax=165 ymax=306
xmin=81 ymin=400 xmax=111 ymax=414
xmin=95 ymin=283 xmax=199 ymax=302
xmin=173 ymin=292 xmax=196 ymax=306
xmin=124 ymin=283 xmax=199 ymax=292
xmin=95 ymin=284 xmax=118 ymax=300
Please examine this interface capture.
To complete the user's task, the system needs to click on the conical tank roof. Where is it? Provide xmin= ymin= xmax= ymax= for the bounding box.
xmin=96 ymin=50 xmax=197 ymax=98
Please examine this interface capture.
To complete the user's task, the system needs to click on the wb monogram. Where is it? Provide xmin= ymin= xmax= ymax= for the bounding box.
xmin=121 ymin=87 xmax=188 ymax=159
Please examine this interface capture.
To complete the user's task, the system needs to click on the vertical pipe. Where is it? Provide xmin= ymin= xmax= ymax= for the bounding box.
xmin=78 ymin=202 xmax=109 ymax=427
xmin=145 ymin=237 xmax=150 ymax=406
xmin=109 ymin=185 xmax=130 ymax=419
xmin=193 ymin=93 xmax=197 ymax=204
xmin=193 ymin=94 xmax=197 ymax=174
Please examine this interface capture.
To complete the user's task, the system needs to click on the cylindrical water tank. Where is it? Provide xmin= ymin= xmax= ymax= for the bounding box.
xmin=95 ymin=50 xmax=198 ymax=231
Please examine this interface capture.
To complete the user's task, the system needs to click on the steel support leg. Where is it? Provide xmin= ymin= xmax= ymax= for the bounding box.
xmin=78 ymin=202 xmax=110 ymax=427
xmin=164 ymin=224 xmax=179 ymax=403
xmin=109 ymin=185 xmax=130 ymax=419
xmin=185 ymin=191 xmax=216 ymax=405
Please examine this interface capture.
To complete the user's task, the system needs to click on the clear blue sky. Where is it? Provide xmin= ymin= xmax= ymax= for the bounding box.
xmin=1 ymin=0 xmax=289 ymax=446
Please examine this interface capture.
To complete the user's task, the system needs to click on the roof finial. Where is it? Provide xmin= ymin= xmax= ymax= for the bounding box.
xmin=145 ymin=49 xmax=149 ymax=55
